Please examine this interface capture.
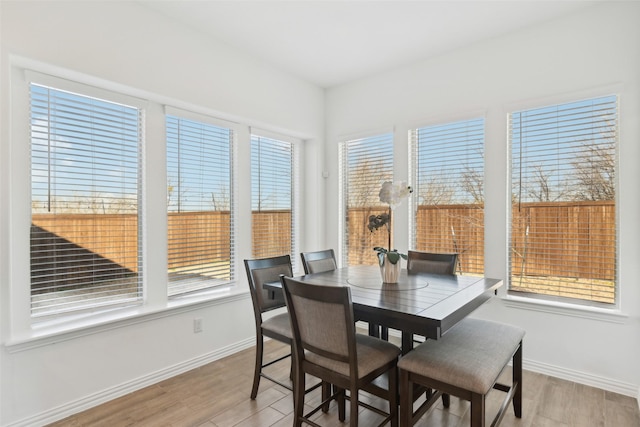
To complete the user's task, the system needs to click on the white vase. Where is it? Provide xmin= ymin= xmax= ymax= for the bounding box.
xmin=380 ymin=254 xmax=401 ymax=284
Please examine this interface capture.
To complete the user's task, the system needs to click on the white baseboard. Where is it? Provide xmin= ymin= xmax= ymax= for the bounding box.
xmin=523 ymin=358 xmax=639 ymax=399
xmin=7 ymin=337 xmax=255 ymax=427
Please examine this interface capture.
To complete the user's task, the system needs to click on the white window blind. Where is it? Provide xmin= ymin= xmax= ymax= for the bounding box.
xmin=251 ymin=134 xmax=295 ymax=260
xmin=166 ymin=114 xmax=234 ymax=297
xmin=410 ymin=118 xmax=485 ymax=275
xmin=30 ymin=83 xmax=142 ymax=318
xmin=509 ymin=95 xmax=617 ymax=305
xmin=339 ymin=133 xmax=394 ymax=266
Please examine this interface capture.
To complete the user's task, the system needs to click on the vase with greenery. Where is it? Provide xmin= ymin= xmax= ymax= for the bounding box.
xmin=368 ymin=181 xmax=412 ymax=283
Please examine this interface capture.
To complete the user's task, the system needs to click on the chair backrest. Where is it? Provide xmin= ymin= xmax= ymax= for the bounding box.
xmin=281 ymin=276 xmax=357 ymax=373
xmin=244 ymin=255 xmax=292 ymax=315
xmin=300 ymin=249 xmax=337 ymax=274
xmin=407 ymin=251 xmax=458 ymax=275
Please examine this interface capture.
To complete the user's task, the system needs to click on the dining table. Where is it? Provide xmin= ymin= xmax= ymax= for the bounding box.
xmin=265 ymin=265 xmax=503 ymax=355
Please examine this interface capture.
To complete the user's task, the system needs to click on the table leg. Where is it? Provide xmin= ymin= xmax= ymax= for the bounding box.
xmin=401 ymin=332 xmax=413 ymax=355
xmin=368 ymin=323 xmax=380 ymax=338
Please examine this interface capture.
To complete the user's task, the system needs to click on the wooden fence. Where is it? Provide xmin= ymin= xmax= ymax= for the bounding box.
xmin=31 ymin=201 xmax=615 ymax=290
xmin=168 ymin=211 xmax=231 ymax=269
xmin=346 ymin=205 xmax=486 ymax=271
xmin=511 ymin=201 xmax=615 ymax=280
xmin=251 ymin=210 xmax=292 ymax=258
xmin=347 ymin=201 xmax=615 ymax=280
xmin=31 ymin=210 xmax=292 ymax=289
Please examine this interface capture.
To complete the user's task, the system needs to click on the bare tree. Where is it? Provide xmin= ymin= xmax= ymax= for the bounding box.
xmin=167 ymin=177 xmax=190 ymax=212
xmin=347 ymin=158 xmax=392 ymax=208
xmin=524 ymin=165 xmax=570 ymax=202
xmin=211 ymin=185 xmax=231 ymax=211
xmin=571 ymin=142 xmax=615 ymax=201
xmin=418 ymin=174 xmax=455 ymax=205
xmin=461 ymin=167 xmax=484 ymax=204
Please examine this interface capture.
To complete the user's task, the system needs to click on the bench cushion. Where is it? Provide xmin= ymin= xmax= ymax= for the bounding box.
xmin=398 ymin=318 xmax=524 ymax=394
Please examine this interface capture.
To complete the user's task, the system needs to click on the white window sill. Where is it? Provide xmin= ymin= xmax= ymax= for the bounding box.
xmin=501 ymin=294 xmax=628 ymax=324
xmin=5 ymin=285 xmax=249 ymax=353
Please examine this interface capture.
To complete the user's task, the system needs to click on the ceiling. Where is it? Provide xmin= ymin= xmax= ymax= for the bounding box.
xmin=140 ymin=1 xmax=602 ymax=88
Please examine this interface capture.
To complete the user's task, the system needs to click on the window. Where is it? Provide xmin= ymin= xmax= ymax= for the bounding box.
xmin=30 ymin=83 xmax=143 ymax=318
xmin=250 ymin=134 xmax=297 ymax=261
xmin=166 ymin=113 xmax=234 ymax=297
xmin=339 ymin=133 xmax=394 ymax=266
xmin=410 ymin=118 xmax=485 ymax=275
xmin=509 ymin=95 xmax=617 ymax=305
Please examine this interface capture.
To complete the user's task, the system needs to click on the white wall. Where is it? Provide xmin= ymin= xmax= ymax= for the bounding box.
xmin=325 ymin=1 xmax=640 ymax=398
xmin=2 ymin=1 xmax=639 ymax=425
xmin=0 ymin=2 xmax=324 ymax=426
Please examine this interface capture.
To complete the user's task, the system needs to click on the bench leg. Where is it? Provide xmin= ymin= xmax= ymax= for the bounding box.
xmin=400 ymin=370 xmax=412 ymax=427
xmin=513 ymin=342 xmax=523 ymax=418
xmin=470 ymin=393 xmax=486 ymax=427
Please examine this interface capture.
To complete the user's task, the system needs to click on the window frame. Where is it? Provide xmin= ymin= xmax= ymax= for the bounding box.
xmin=338 ymin=131 xmax=395 ymax=267
xmin=409 ymin=116 xmax=485 ymax=276
xmin=249 ymin=129 xmax=301 ymax=273
xmin=9 ymin=70 xmax=151 ymax=330
xmin=507 ymin=93 xmax=619 ymax=309
xmin=165 ymin=107 xmax=237 ymax=298
xmin=29 ymin=80 xmax=145 ymax=318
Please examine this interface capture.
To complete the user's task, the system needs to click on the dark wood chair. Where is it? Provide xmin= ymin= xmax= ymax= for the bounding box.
xmin=245 ymin=255 xmax=328 ymax=405
xmin=301 ymin=249 xmax=390 ymax=341
xmin=300 ymin=249 xmax=337 ymax=274
xmin=244 ymin=255 xmax=294 ymax=399
xmin=281 ymin=275 xmax=401 ymax=427
xmin=405 ymin=251 xmax=459 ymax=347
xmin=398 ymin=318 xmax=524 ymax=427
xmin=407 ymin=250 xmax=458 ymax=275
xmin=405 ymin=250 xmax=460 ymax=406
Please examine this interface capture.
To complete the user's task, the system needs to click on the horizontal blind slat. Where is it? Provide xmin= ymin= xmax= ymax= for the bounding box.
xmin=167 ymin=114 xmax=234 ymax=297
xmin=30 ymin=83 xmax=143 ymax=318
xmin=251 ymin=135 xmax=294 ymax=260
xmin=509 ymin=95 xmax=617 ymax=305
xmin=341 ymin=133 xmax=394 ymax=266
xmin=411 ymin=118 xmax=485 ymax=275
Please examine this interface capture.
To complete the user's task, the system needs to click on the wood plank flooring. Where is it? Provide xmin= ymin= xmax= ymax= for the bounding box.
xmin=48 ymin=340 xmax=640 ymax=427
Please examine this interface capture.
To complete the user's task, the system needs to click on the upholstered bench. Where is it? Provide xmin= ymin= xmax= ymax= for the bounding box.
xmin=398 ymin=318 xmax=525 ymax=427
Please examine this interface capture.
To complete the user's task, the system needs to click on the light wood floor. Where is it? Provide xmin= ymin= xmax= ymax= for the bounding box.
xmin=48 ymin=340 xmax=640 ymax=427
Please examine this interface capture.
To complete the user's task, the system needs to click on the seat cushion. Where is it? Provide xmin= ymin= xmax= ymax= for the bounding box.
xmin=398 ymin=318 xmax=524 ymax=394
xmin=262 ymin=312 xmax=292 ymax=340
xmin=306 ymin=334 xmax=401 ymax=378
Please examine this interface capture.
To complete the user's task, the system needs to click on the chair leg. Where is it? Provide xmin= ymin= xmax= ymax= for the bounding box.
xmin=513 ymin=343 xmax=523 ymax=418
xmin=321 ymin=382 xmax=331 ymax=412
xmin=290 ymin=355 xmax=294 ymax=381
xmin=293 ymin=361 xmax=305 ymax=427
xmin=250 ymin=335 xmax=263 ymax=399
xmin=349 ymin=389 xmax=359 ymax=427
xmin=441 ymin=393 xmax=450 ymax=408
xmin=389 ymin=366 xmax=399 ymax=427
xmin=337 ymin=387 xmax=346 ymax=421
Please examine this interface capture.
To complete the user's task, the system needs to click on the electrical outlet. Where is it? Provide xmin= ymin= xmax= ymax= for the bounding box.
xmin=193 ymin=318 xmax=203 ymax=333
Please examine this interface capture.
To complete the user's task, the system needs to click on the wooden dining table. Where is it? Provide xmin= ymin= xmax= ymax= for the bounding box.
xmin=265 ymin=265 xmax=503 ymax=354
